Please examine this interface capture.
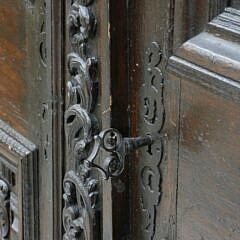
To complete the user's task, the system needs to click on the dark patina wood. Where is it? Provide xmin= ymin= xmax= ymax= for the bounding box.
xmin=0 ymin=1 xmax=28 ymax=136
xmin=168 ymin=7 xmax=240 ymax=240
xmin=110 ymin=1 xmax=240 ymax=240
xmin=127 ymin=1 xmax=177 ymax=239
xmin=109 ymin=1 xmax=130 ymax=239
xmin=1 ymin=1 xmax=240 ymax=240
xmin=0 ymin=0 xmax=64 ymax=239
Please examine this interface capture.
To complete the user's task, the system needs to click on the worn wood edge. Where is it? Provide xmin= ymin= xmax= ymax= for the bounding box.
xmin=0 ymin=119 xmax=36 ymax=158
xmin=175 ymin=32 xmax=240 ymax=83
xmin=175 ymin=8 xmax=240 ymax=83
xmin=167 ymin=56 xmax=240 ymax=102
xmin=208 ymin=0 xmax=229 ymax=21
xmin=98 ymin=0 xmax=113 ymax=239
xmin=207 ymin=7 xmax=240 ymax=40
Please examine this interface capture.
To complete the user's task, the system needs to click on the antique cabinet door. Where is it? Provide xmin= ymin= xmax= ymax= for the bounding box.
xmin=2 ymin=1 xmax=237 ymax=240
xmin=125 ymin=1 xmax=240 ymax=240
xmin=0 ymin=1 xmax=63 ymax=239
xmin=121 ymin=1 xmax=240 ymax=240
xmin=60 ymin=1 xmax=240 ymax=240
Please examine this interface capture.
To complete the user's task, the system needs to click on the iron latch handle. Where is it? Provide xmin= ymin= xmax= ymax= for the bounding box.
xmin=85 ymin=128 xmax=163 ymax=179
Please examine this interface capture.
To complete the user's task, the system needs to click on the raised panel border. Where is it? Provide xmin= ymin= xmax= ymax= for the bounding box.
xmin=168 ymin=56 xmax=240 ymax=103
xmin=0 ymin=119 xmax=38 ymax=239
xmin=169 ymin=7 xmax=240 ymax=104
xmin=167 ymin=7 xmax=240 ymax=240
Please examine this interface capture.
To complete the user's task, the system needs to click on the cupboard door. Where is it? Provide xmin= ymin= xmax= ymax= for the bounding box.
xmin=60 ymin=1 xmax=240 ymax=240
xmin=0 ymin=0 xmax=60 ymax=239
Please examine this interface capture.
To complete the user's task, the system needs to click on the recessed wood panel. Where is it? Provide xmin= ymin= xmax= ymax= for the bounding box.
xmin=177 ymin=79 xmax=240 ymax=240
xmin=0 ymin=1 xmax=27 ymax=134
xmin=168 ymin=8 xmax=240 ymax=240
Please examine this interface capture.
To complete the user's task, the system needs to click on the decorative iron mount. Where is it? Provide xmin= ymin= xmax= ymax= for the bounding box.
xmin=85 ymin=128 xmax=163 ymax=179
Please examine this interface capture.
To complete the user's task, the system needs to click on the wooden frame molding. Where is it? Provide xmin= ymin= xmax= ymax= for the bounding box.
xmin=0 ymin=119 xmax=38 ymax=239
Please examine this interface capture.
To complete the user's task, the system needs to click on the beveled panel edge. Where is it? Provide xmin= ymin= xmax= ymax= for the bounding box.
xmin=0 ymin=118 xmax=38 ymax=239
xmin=207 ymin=7 xmax=240 ymax=41
xmin=175 ymin=8 xmax=240 ymax=83
xmin=167 ymin=56 xmax=240 ymax=103
xmin=208 ymin=0 xmax=229 ymax=21
xmin=0 ymin=119 xmax=36 ymax=158
xmin=210 ymin=7 xmax=240 ymax=32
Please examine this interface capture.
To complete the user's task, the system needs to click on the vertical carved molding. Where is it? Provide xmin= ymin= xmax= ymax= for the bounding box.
xmin=62 ymin=0 xmax=99 ymax=239
xmin=139 ymin=42 xmax=165 ymax=240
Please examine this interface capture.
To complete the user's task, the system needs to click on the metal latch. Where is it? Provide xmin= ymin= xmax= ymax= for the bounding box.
xmin=85 ymin=128 xmax=163 ymax=179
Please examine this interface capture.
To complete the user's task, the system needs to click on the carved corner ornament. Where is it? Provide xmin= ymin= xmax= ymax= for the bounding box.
xmin=63 ymin=0 xmax=99 ymax=239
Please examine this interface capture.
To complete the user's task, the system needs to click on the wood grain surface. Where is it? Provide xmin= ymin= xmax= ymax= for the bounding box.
xmin=168 ymin=7 xmax=240 ymax=240
xmin=0 ymin=1 xmax=27 ymax=135
xmin=178 ymin=79 xmax=240 ymax=240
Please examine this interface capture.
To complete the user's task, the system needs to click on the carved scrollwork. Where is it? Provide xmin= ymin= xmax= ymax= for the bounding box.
xmin=67 ymin=53 xmax=97 ymax=110
xmin=68 ymin=1 xmax=97 ymax=53
xmin=139 ymin=42 xmax=166 ymax=240
xmin=63 ymin=170 xmax=98 ymax=240
xmin=0 ymin=179 xmax=10 ymax=239
xmin=63 ymin=0 xmax=99 ymax=239
xmin=142 ymin=42 xmax=165 ymax=131
xmin=65 ymin=105 xmax=98 ymax=169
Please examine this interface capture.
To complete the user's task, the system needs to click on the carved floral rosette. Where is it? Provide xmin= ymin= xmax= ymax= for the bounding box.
xmin=63 ymin=0 xmax=99 ymax=239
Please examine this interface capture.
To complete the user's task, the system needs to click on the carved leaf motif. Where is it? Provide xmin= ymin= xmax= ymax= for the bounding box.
xmin=65 ymin=105 xmax=93 ymax=166
xmin=67 ymin=53 xmax=97 ymax=111
xmin=69 ymin=2 xmax=96 ymax=53
xmin=63 ymin=171 xmax=99 ymax=240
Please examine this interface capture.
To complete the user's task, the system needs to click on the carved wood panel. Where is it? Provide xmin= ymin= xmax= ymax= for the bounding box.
xmin=62 ymin=0 xmax=100 ymax=239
